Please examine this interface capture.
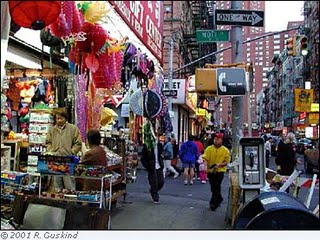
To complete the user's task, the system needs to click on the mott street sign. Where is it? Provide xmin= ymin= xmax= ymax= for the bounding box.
xmin=196 ymin=30 xmax=230 ymax=43
xmin=216 ymin=68 xmax=246 ymax=96
xmin=215 ymin=9 xmax=264 ymax=27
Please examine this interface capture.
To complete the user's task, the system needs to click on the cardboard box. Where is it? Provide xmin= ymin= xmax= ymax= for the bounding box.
xmin=1 ymin=171 xmax=29 ymax=185
xmin=37 ymin=161 xmax=75 ymax=175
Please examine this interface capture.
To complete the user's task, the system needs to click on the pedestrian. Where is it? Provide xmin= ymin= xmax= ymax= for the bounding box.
xmin=140 ymin=141 xmax=164 ymax=204
xmin=264 ymin=136 xmax=272 ymax=168
xmin=197 ymin=155 xmax=207 ymax=184
xmin=179 ymin=135 xmax=199 ymax=185
xmin=278 ymin=132 xmax=298 ymax=176
xmin=275 ymin=133 xmax=287 ymax=173
xmin=170 ymin=138 xmax=181 ymax=175
xmin=202 ymin=132 xmax=231 ymax=211
xmin=163 ymin=136 xmax=179 ymax=178
xmin=46 ymin=108 xmax=82 ymax=190
xmin=193 ymin=136 xmax=204 ymax=180
xmin=78 ymin=129 xmax=107 ymax=191
xmin=277 ymin=132 xmax=299 ymax=193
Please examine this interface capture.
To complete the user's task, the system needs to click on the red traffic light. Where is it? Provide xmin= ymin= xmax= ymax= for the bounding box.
xmin=285 ymin=37 xmax=296 ymax=56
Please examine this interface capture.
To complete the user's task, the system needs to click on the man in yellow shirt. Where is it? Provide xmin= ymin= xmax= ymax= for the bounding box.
xmin=202 ymin=132 xmax=231 ymax=211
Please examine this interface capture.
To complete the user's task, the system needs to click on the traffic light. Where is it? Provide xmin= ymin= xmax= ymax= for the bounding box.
xmin=285 ymin=37 xmax=296 ymax=56
xmin=300 ymin=36 xmax=308 ymax=56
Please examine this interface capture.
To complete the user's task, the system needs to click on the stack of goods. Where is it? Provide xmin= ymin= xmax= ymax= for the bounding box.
xmin=1 ymin=171 xmax=36 ymax=201
xmin=41 ymin=189 xmax=110 ymax=202
xmin=37 ymin=155 xmax=80 ymax=175
xmin=105 ymin=148 xmax=122 ymax=167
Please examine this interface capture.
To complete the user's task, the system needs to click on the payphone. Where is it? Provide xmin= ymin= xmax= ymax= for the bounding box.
xmin=239 ymin=138 xmax=265 ymax=202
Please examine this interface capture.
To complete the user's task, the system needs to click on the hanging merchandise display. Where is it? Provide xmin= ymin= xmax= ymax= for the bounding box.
xmin=49 ymin=1 xmax=84 ymax=38
xmin=129 ymin=89 xmax=144 ymax=117
xmin=143 ymin=122 xmax=156 ymax=152
xmin=74 ymin=74 xmax=87 ymax=142
xmin=15 ymin=80 xmax=38 ymax=103
xmin=144 ymin=90 xmax=163 ymax=119
xmin=5 ymin=78 xmax=20 ymax=111
xmin=79 ymin=1 xmax=110 ymax=24
xmin=9 ymin=1 xmax=62 ymax=30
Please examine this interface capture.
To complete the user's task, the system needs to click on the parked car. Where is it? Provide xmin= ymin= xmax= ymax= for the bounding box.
xmin=296 ymin=138 xmax=315 ymax=154
xmin=304 ymin=148 xmax=319 ymax=175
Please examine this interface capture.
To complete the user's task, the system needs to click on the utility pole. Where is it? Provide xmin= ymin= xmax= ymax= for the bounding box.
xmin=168 ymin=35 xmax=174 ymax=113
xmin=231 ymin=1 xmax=243 ymax=161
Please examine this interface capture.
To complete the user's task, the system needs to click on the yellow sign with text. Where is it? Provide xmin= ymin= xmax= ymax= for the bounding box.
xmin=294 ymin=89 xmax=313 ymax=112
xmin=308 ymin=113 xmax=319 ymax=125
xmin=311 ymin=103 xmax=319 ymax=112
xmin=196 ymin=108 xmax=206 ymax=116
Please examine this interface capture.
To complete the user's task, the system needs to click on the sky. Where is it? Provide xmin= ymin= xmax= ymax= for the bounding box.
xmin=265 ymin=1 xmax=304 ymax=32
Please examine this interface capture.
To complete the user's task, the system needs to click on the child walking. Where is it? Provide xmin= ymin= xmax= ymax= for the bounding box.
xmin=198 ymin=156 xmax=207 ymax=184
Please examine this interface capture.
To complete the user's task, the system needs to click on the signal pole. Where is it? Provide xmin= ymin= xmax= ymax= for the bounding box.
xmin=231 ymin=1 xmax=244 ymax=161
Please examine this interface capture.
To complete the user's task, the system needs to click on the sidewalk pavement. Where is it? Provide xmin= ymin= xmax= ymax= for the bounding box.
xmin=110 ymin=169 xmax=230 ymax=230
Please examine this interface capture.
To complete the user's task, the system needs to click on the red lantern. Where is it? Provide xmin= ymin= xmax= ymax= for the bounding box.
xmin=9 ymin=1 xmax=61 ymax=30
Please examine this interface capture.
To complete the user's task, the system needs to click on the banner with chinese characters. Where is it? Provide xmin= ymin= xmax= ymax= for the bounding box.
xmin=109 ymin=1 xmax=164 ymax=64
xmin=294 ymin=89 xmax=313 ymax=112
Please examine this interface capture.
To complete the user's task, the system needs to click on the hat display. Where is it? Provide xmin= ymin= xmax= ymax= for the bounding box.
xmin=100 ymin=107 xmax=118 ymax=126
xmin=129 ymin=89 xmax=143 ymax=116
xmin=144 ymin=89 xmax=163 ymax=119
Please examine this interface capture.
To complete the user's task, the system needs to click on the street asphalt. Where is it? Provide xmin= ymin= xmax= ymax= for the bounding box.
xmin=110 ymin=154 xmax=319 ymax=230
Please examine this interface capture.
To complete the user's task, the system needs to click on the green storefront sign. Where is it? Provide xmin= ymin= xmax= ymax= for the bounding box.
xmin=196 ymin=30 xmax=229 ymax=43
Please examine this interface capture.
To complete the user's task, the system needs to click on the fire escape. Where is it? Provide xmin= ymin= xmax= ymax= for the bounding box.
xmin=180 ymin=1 xmax=217 ymax=75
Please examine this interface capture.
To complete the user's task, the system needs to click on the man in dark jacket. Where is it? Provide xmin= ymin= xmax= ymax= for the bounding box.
xmin=179 ymin=135 xmax=199 ymax=185
xmin=141 ymin=142 xmax=164 ymax=203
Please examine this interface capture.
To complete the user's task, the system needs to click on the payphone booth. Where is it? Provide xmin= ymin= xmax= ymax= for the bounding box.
xmin=239 ymin=138 xmax=265 ymax=202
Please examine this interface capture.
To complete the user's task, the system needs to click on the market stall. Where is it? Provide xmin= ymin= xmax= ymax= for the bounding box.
xmin=1 ymin=1 xmax=171 ymax=230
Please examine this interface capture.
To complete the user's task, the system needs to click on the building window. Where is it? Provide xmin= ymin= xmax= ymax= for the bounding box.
xmin=274 ymin=40 xmax=280 ymax=44
xmin=274 ymin=45 xmax=280 ymax=50
xmin=274 ymin=50 xmax=280 ymax=54
xmin=274 ymin=34 xmax=280 ymax=39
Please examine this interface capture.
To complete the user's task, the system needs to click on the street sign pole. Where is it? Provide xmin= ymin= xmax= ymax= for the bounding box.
xmin=168 ymin=36 xmax=173 ymax=113
xmin=231 ymin=1 xmax=244 ymax=162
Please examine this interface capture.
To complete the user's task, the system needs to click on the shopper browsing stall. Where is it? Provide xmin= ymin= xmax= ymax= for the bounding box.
xmin=46 ymin=108 xmax=82 ymax=190
xmin=78 ymin=129 xmax=107 ymax=191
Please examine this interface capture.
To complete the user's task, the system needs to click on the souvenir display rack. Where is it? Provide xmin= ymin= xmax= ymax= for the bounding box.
xmin=26 ymin=109 xmax=53 ymax=173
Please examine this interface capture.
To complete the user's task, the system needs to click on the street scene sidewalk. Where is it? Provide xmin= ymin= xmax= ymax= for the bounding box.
xmin=111 ymin=169 xmax=230 ymax=230
xmin=111 ymin=155 xmax=319 ymax=230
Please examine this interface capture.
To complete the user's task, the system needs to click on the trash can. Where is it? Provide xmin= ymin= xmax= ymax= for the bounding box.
xmin=234 ymin=191 xmax=320 ymax=229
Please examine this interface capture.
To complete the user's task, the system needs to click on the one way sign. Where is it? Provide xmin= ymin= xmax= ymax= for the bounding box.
xmin=215 ymin=9 xmax=264 ymax=27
